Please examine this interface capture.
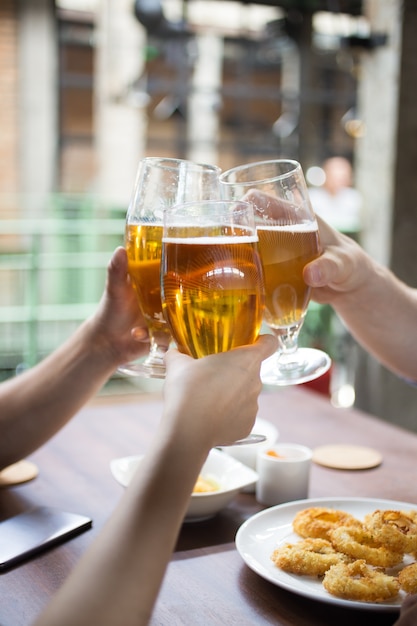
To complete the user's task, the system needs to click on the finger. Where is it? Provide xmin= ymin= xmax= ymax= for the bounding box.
xmin=305 ymin=247 xmax=352 ymax=287
xmin=254 ymin=334 xmax=278 ymax=359
xmin=108 ymin=246 xmax=128 ymax=276
xmin=303 ymin=257 xmax=327 ymax=287
xmin=131 ymin=327 xmax=150 ymax=342
xmin=317 ymin=243 xmax=361 ymax=285
xmin=106 ymin=248 xmax=129 ymax=298
xmin=230 ymin=334 xmax=278 ymax=366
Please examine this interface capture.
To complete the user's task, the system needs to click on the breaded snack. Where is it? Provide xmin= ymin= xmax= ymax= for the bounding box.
xmin=330 ymin=525 xmax=404 ymax=568
xmin=271 ymin=537 xmax=351 ymax=577
xmin=364 ymin=510 xmax=417 ymax=553
xmin=293 ymin=507 xmax=361 ymax=541
xmin=323 ymin=560 xmax=400 ymax=603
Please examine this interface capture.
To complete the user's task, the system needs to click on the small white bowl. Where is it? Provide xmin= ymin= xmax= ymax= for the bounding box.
xmin=110 ymin=448 xmax=258 ymax=522
xmin=220 ymin=417 xmax=279 ymax=470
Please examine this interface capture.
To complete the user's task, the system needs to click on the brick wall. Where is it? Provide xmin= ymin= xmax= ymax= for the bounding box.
xmin=0 ymin=0 xmax=18 ymax=204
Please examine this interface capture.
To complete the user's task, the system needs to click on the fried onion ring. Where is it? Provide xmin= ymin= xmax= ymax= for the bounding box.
xmin=364 ymin=510 xmax=417 ymax=553
xmin=330 ymin=525 xmax=403 ymax=567
xmin=398 ymin=562 xmax=417 ymax=594
xmin=292 ymin=507 xmax=361 ymax=541
xmin=323 ymin=560 xmax=400 ymax=602
xmin=271 ymin=538 xmax=350 ymax=577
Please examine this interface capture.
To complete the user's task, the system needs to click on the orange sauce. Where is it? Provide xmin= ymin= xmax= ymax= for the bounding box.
xmin=193 ymin=475 xmax=220 ymax=493
xmin=266 ymin=449 xmax=285 ymax=459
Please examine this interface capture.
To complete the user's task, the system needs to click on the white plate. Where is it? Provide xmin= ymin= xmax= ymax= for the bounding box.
xmin=111 ymin=448 xmax=258 ymax=522
xmin=235 ymin=496 xmax=417 ymax=611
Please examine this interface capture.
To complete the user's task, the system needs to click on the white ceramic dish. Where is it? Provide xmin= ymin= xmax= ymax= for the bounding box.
xmin=220 ymin=417 xmax=278 ymax=493
xmin=220 ymin=417 xmax=279 ymax=470
xmin=236 ymin=496 xmax=416 ymax=611
xmin=110 ymin=448 xmax=258 ymax=522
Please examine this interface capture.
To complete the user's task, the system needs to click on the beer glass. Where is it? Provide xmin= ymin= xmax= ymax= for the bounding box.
xmin=161 ymin=199 xmax=266 ymax=444
xmin=220 ymin=159 xmax=331 ymax=386
xmin=118 ymin=157 xmax=221 ymax=379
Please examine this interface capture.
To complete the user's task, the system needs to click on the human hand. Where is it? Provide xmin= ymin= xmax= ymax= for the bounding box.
xmin=303 ymin=216 xmax=373 ymax=306
xmin=242 ymin=194 xmax=371 ymax=307
xmin=89 ymin=247 xmax=150 ymax=365
xmin=161 ymin=334 xmax=278 ymax=451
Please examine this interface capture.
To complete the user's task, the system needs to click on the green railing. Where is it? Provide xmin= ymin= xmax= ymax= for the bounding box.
xmin=0 ymin=195 xmax=125 ymax=379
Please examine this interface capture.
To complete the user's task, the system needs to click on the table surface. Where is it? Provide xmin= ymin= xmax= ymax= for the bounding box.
xmin=1 ymin=386 xmax=416 ymax=626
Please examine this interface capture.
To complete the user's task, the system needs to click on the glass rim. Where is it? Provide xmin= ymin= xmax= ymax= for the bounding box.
xmin=162 ymin=199 xmax=257 ymax=232
xmin=219 ymin=159 xmax=301 ymax=186
xmin=166 ymin=199 xmax=253 ymax=215
xmin=140 ymin=156 xmax=221 ymax=174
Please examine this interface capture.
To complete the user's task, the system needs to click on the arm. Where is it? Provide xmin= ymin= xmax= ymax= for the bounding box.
xmin=0 ymin=247 xmax=149 ymax=469
xmin=304 ymin=217 xmax=417 ymax=381
xmin=34 ymin=334 xmax=278 ymax=626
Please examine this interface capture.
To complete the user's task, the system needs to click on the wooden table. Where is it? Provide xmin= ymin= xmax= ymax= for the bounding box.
xmin=1 ymin=386 xmax=416 ymax=626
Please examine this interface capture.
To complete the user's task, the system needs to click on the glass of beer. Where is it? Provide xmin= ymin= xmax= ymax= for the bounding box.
xmin=161 ymin=199 xmax=267 ymax=444
xmin=118 ymin=157 xmax=221 ymax=379
xmin=161 ymin=199 xmax=265 ymax=359
xmin=220 ymin=159 xmax=331 ymax=386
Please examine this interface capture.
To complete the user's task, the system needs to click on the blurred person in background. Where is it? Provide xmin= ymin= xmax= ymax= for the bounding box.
xmin=308 ymin=156 xmax=363 ymax=238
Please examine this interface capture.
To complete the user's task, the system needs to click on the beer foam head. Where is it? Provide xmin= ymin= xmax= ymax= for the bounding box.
xmin=162 ymin=235 xmax=259 ymax=244
xmin=256 ymin=222 xmax=318 ymax=233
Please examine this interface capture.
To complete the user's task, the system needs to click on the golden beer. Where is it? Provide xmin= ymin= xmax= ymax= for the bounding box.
xmin=161 ymin=234 xmax=265 ymax=358
xmin=257 ymin=224 xmax=320 ymax=330
xmin=125 ymin=223 xmax=171 ymax=345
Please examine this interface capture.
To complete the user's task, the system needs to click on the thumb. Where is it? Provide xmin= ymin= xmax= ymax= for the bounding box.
xmin=304 ymin=257 xmax=328 ymax=287
xmin=255 ymin=334 xmax=278 ymax=360
xmin=108 ymin=246 xmax=128 ymax=276
xmin=235 ymin=333 xmax=278 ymax=366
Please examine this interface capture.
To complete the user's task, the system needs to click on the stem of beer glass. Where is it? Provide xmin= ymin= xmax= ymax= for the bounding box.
xmin=143 ymin=337 xmax=169 ymax=369
xmin=274 ymin=325 xmax=306 ymax=370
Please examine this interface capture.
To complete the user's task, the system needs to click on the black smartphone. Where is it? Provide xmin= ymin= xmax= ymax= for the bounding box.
xmin=0 ymin=505 xmax=92 ymax=572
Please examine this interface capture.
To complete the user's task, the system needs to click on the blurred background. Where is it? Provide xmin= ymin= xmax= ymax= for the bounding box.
xmin=1 ymin=0 xmax=417 ymax=430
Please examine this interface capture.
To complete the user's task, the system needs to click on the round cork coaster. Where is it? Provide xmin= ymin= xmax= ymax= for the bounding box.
xmin=312 ymin=444 xmax=382 ymax=470
xmin=0 ymin=460 xmax=39 ymax=487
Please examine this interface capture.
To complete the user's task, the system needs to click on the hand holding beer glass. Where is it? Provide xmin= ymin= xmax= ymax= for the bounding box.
xmin=119 ymin=157 xmax=221 ymax=378
xmin=161 ymin=199 xmax=267 ymax=444
xmin=220 ymin=159 xmax=331 ymax=386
